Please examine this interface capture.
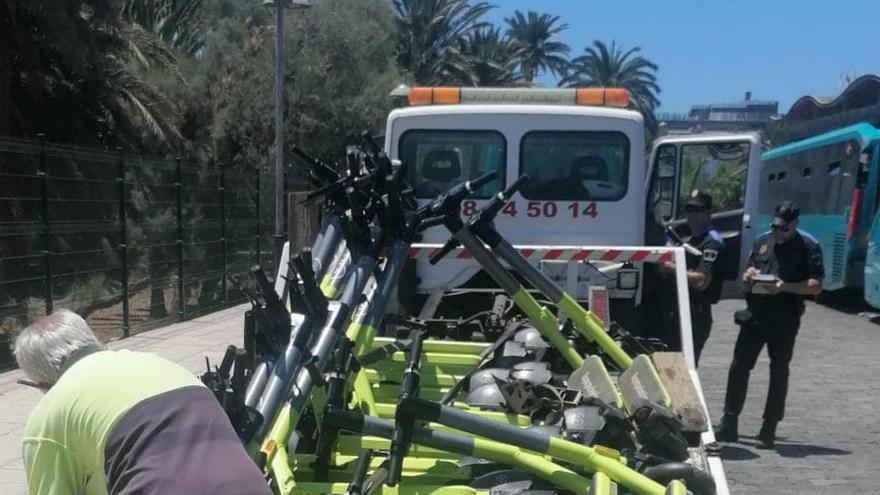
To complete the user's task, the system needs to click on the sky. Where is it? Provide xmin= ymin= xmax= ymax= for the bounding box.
xmin=486 ymin=0 xmax=880 ymax=115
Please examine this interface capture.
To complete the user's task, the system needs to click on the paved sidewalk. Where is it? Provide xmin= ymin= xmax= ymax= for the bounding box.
xmin=0 ymin=300 xmax=877 ymax=494
xmin=700 ymin=300 xmax=879 ymax=494
xmin=0 ymin=304 xmax=248 ymax=495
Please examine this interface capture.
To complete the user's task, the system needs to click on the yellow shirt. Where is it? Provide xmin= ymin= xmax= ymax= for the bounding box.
xmin=22 ymin=350 xmax=203 ymax=494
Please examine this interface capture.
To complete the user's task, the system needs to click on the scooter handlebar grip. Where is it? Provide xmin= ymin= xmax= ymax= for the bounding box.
xmin=502 ymin=174 xmax=529 ymax=199
xmin=419 ymin=215 xmax=446 ymax=230
xmin=292 ymin=146 xmax=339 ymax=182
xmin=429 ymin=237 xmax=460 ymax=265
xmin=479 ymin=175 xmax=529 ymax=222
xmin=468 ymin=171 xmax=499 ymax=194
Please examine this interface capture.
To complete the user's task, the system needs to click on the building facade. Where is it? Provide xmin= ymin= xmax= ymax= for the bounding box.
xmin=777 ymin=75 xmax=880 ymax=145
xmin=659 ymin=92 xmax=779 ymax=135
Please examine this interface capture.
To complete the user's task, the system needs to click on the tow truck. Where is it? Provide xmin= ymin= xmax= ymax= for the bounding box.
xmin=203 ymin=86 xmax=735 ymax=495
xmin=381 ymin=86 xmax=732 ymax=494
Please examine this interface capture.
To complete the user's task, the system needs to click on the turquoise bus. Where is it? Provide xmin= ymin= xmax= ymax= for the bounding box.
xmin=760 ymin=123 xmax=880 ymax=307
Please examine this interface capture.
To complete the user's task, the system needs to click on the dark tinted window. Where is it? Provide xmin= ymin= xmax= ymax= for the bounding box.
xmin=677 ymin=142 xmax=749 ymax=217
xmin=400 ymin=130 xmax=506 ymax=199
xmin=519 ymin=131 xmax=629 ymax=201
xmin=647 ymin=144 xmax=677 ymax=222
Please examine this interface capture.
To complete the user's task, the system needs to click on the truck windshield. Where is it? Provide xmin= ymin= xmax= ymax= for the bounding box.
xmin=519 ymin=131 xmax=629 ymax=201
xmin=399 ymin=130 xmax=506 ymax=199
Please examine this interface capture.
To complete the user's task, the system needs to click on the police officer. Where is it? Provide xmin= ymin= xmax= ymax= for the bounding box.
xmin=663 ymin=191 xmax=725 ymax=365
xmin=716 ymin=201 xmax=823 ymax=449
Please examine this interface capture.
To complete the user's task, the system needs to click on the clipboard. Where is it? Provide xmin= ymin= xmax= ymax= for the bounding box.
xmin=750 ymin=274 xmax=779 ymax=294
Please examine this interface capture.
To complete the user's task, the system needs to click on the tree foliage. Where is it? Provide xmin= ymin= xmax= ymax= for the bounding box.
xmin=562 ymin=40 xmax=661 ymax=132
xmin=122 ymin=0 xmax=206 ymax=56
xmin=504 ymin=10 xmax=569 ymax=84
xmin=455 ymin=27 xmax=523 ymax=86
xmin=393 ymin=0 xmax=493 ymax=85
xmin=2 ymin=0 xmax=184 ymax=149
xmin=4 ymin=3 xmax=664 ymax=153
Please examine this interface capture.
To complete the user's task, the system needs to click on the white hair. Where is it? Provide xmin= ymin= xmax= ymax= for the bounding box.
xmin=14 ymin=309 xmax=102 ymax=386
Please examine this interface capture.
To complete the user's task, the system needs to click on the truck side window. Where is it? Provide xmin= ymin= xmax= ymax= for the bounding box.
xmin=519 ymin=131 xmax=629 ymax=201
xmin=648 ymin=144 xmax=676 ymax=222
xmin=677 ymin=142 xmax=749 ymax=218
xmin=399 ymin=130 xmax=506 ymax=200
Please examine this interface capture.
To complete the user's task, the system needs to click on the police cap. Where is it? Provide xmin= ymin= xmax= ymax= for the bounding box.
xmin=771 ymin=201 xmax=800 ymax=227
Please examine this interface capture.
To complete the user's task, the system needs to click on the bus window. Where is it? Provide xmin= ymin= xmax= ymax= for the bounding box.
xmin=519 ymin=131 xmax=629 ymax=201
xmin=769 ymin=173 xmax=776 ymax=182
xmin=677 ymin=142 xmax=749 ymax=217
xmin=400 ymin=130 xmax=506 ymax=199
xmin=778 ymin=171 xmax=787 ymax=182
xmin=828 ymin=161 xmax=841 ymax=176
xmin=647 ymin=144 xmax=677 ymax=222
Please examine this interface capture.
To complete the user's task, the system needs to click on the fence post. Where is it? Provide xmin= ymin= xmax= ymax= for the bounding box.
xmin=288 ymin=191 xmax=318 ymax=255
xmin=220 ymin=161 xmax=228 ymax=303
xmin=255 ymin=166 xmax=261 ymax=267
xmin=176 ymin=158 xmax=185 ymax=321
xmin=117 ymin=149 xmax=130 ymax=337
xmin=37 ymin=134 xmax=53 ymax=314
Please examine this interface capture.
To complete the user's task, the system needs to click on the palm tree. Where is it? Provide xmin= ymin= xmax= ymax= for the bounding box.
xmin=456 ymin=27 xmax=523 ymax=86
xmin=5 ymin=0 xmax=183 ymax=148
xmin=393 ymin=0 xmax=493 ymax=85
xmin=122 ymin=0 xmax=205 ymax=56
xmin=562 ymin=40 xmax=661 ymax=130
xmin=504 ymin=10 xmax=569 ymax=84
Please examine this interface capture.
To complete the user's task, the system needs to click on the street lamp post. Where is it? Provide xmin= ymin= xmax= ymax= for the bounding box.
xmin=264 ymin=0 xmax=311 ymax=270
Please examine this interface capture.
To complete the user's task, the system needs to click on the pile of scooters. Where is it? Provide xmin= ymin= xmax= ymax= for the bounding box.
xmin=200 ymin=133 xmax=717 ymax=495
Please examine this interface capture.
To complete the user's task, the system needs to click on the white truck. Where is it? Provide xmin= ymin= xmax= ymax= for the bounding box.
xmin=381 ymin=86 xmax=735 ymax=495
xmin=385 ymin=87 xmax=646 ymax=318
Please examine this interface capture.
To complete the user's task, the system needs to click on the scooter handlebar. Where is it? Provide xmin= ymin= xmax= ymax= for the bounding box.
xmin=419 ymin=215 xmax=447 ymax=230
xmin=421 ymin=172 xmax=498 ymax=218
xmin=429 ymin=236 xmax=461 ymax=265
xmin=291 ymin=146 xmax=339 ymax=184
xmin=468 ymin=171 xmax=499 ymax=193
xmin=478 ymin=174 xmax=529 ymax=224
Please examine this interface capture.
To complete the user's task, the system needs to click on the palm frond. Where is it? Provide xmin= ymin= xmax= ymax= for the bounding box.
xmin=561 ymin=39 xmax=662 ymax=132
xmin=504 ymin=10 xmax=570 ymax=83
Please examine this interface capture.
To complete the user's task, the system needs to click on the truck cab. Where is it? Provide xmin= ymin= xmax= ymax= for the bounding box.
xmin=385 ymin=87 xmax=646 ymax=304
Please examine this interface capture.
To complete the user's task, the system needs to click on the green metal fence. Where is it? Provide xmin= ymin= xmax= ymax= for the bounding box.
xmin=0 ymin=136 xmax=276 ymax=367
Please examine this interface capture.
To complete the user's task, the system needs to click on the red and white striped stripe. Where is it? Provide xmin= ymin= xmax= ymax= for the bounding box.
xmin=407 ymin=244 xmax=675 ymax=263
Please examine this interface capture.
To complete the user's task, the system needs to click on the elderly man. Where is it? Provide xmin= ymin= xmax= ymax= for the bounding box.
xmin=14 ymin=309 xmax=271 ymax=495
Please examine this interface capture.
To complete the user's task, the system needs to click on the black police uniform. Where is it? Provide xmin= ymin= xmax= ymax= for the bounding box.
xmin=723 ymin=230 xmax=824 ymax=426
xmin=686 ymin=227 xmax=724 ymax=365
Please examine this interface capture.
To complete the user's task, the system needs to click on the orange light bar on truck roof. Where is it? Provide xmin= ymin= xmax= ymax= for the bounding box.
xmin=406 ymin=87 xmax=630 ymax=108
xmin=408 ymin=87 xmax=461 ymax=105
xmin=575 ymin=88 xmax=630 ymax=107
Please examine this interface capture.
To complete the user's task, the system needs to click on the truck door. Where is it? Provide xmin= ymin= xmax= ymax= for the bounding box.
xmin=647 ymin=140 xmax=753 ymax=281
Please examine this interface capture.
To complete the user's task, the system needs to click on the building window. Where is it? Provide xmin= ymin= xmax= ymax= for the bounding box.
xmin=828 ymin=161 xmax=841 ymax=176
